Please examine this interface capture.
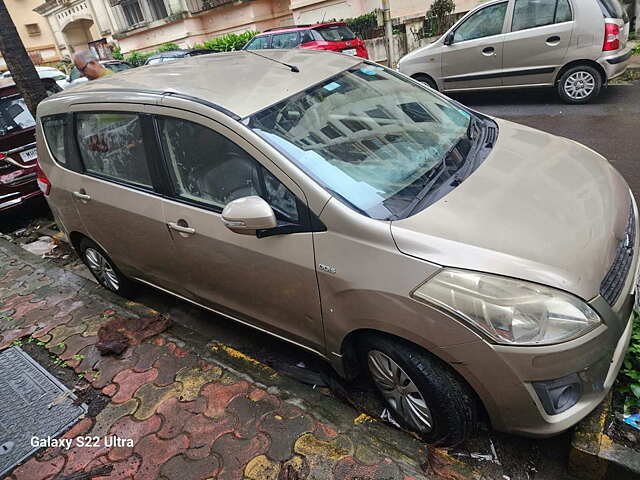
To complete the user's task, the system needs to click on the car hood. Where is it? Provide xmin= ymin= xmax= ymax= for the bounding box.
xmin=391 ymin=118 xmax=633 ymax=301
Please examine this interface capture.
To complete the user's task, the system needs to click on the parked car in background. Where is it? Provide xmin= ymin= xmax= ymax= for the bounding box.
xmin=143 ymin=49 xmax=219 ymax=65
xmin=2 ymin=66 xmax=69 ymax=90
xmin=398 ymin=0 xmax=632 ymax=104
xmin=244 ymin=22 xmax=369 ymax=59
xmin=0 ymin=77 xmax=60 ymax=212
xmin=67 ymin=60 xmax=133 ymax=88
xmin=36 ymin=50 xmax=637 ymax=446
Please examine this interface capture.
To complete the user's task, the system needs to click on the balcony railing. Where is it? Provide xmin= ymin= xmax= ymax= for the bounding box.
xmin=186 ymin=0 xmax=234 ymax=14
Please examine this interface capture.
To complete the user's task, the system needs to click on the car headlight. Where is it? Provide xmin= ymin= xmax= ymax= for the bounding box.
xmin=412 ymin=269 xmax=601 ymax=345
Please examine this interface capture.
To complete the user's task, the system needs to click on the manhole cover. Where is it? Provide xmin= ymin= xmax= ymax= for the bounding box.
xmin=0 ymin=347 xmax=87 ymax=477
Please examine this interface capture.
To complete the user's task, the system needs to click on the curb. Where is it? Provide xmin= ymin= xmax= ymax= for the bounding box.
xmin=569 ymin=392 xmax=640 ymax=479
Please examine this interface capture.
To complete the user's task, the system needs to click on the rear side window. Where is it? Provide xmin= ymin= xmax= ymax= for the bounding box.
xmin=271 ymin=32 xmax=299 ymax=49
xmin=245 ymin=35 xmax=270 ymax=50
xmin=41 ymin=115 xmax=67 ymax=166
xmin=76 ymin=112 xmax=152 ymax=188
xmin=597 ymin=0 xmax=627 ymax=20
xmin=315 ymin=25 xmax=356 ymax=41
xmin=512 ymin=0 xmax=573 ymax=31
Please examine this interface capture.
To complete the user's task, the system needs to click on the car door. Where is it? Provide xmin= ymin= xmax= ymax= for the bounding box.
xmin=502 ymin=0 xmax=574 ymax=86
xmin=441 ymin=1 xmax=510 ymax=90
xmin=154 ymin=110 xmax=325 ymax=352
xmin=69 ymin=105 xmax=183 ymax=293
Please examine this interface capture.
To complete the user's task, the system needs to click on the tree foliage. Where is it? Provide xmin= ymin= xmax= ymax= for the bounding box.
xmin=426 ymin=0 xmax=456 ymax=36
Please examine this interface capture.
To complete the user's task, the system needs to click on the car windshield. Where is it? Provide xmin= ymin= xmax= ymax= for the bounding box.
xmin=316 ymin=25 xmax=356 ymax=41
xmin=0 ymin=94 xmax=35 ymax=136
xmin=248 ymin=65 xmax=472 ymax=220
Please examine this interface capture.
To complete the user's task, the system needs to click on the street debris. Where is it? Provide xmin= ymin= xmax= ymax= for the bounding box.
xmin=381 ymin=407 xmax=402 ymax=428
xmin=21 ymin=236 xmax=56 ymax=257
xmin=623 ymin=413 xmax=640 ymax=430
xmin=96 ymin=314 xmax=171 ymax=355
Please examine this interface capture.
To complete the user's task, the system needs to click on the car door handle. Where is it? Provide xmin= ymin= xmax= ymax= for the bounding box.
xmin=481 ymin=47 xmax=496 ymax=56
xmin=546 ymin=36 xmax=561 ymax=45
xmin=167 ymin=221 xmax=196 ymax=235
xmin=72 ymin=191 xmax=91 ymax=202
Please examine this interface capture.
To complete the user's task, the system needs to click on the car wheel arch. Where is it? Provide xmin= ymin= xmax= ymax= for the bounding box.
xmin=410 ymin=73 xmax=439 ymax=91
xmin=338 ymin=328 xmax=489 ymax=426
xmin=555 ymin=60 xmax=607 ymax=86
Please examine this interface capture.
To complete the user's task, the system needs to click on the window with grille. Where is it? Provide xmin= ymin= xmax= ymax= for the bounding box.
xmin=121 ymin=0 xmax=145 ymax=27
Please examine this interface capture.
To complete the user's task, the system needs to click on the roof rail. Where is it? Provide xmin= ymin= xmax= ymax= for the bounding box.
xmin=263 ymin=24 xmax=311 ymax=32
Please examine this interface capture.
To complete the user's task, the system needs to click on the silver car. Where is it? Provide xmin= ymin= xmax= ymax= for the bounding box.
xmin=36 ymin=50 xmax=637 ymax=446
xmin=398 ymin=0 xmax=632 ymax=103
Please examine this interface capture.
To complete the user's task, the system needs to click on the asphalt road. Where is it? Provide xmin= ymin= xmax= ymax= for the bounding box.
xmin=452 ymin=81 xmax=640 ymax=202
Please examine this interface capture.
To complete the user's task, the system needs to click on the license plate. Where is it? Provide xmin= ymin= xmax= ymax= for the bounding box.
xmin=19 ymin=148 xmax=37 ymax=163
xmin=342 ymin=48 xmax=357 ymax=55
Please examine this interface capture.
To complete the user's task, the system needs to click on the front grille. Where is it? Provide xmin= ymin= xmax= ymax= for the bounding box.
xmin=600 ymin=205 xmax=636 ymax=306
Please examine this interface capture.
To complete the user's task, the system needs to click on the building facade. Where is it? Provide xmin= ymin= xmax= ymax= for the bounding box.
xmin=30 ymin=0 xmax=483 ymax=59
xmin=0 ymin=0 xmax=61 ymax=71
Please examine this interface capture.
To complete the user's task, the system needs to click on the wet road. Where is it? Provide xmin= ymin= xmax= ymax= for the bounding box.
xmin=452 ymin=81 xmax=640 ymax=201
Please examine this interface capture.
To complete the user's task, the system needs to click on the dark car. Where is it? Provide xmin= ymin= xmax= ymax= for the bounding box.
xmin=243 ymin=22 xmax=369 ymax=59
xmin=143 ymin=49 xmax=218 ymax=66
xmin=0 ymin=77 xmax=60 ymax=212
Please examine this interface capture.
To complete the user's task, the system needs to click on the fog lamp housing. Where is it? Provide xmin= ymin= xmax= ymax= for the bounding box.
xmin=532 ymin=373 xmax=582 ymax=415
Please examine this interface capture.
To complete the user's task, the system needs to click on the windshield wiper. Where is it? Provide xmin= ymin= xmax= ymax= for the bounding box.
xmin=395 ymin=145 xmax=460 ymax=219
xmin=466 ymin=115 xmax=485 ymax=141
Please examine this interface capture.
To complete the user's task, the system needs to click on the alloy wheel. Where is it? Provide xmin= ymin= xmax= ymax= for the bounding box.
xmin=84 ymin=248 xmax=120 ymax=292
xmin=367 ymin=350 xmax=433 ymax=433
xmin=564 ymin=71 xmax=596 ymax=100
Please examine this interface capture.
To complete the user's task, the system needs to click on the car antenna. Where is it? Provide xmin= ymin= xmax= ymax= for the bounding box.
xmin=244 ymin=50 xmax=300 ymax=73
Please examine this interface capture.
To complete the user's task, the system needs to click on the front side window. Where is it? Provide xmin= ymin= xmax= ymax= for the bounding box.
xmin=453 ymin=3 xmax=508 ymax=42
xmin=249 ymin=65 xmax=472 ymax=220
xmin=245 ymin=35 xmax=270 ymax=50
xmin=271 ymin=32 xmax=299 ymax=49
xmin=76 ymin=113 xmax=152 ymax=188
xmin=157 ymin=117 xmax=299 ymax=223
xmin=512 ymin=0 xmax=572 ymax=32
xmin=41 ymin=115 xmax=67 ymax=166
xmin=0 ymin=95 xmax=35 ymax=136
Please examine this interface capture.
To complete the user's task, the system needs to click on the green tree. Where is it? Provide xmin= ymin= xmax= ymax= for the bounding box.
xmin=426 ymin=0 xmax=456 ymax=36
xmin=0 ymin=0 xmax=48 ymax=116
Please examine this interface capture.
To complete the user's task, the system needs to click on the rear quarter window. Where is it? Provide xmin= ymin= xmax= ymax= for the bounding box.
xmin=41 ymin=115 xmax=67 ymax=166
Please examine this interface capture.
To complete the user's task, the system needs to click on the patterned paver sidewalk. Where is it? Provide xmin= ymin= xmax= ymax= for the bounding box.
xmin=0 ymin=239 xmax=480 ymax=480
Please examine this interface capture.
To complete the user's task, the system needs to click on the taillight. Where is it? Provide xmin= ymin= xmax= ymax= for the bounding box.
xmin=36 ymin=162 xmax=51 ymax=195
xmin=603 ymin=23 xmax=620 ymax=51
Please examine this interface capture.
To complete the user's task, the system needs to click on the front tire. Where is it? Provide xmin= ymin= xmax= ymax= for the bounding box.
xmin=557 ymin=65 xmax=602 ymax=104
xmin=79 ymin=238 xmax=135 ymax=298
xmin=358 ymin=334 xmax=477 ymax=446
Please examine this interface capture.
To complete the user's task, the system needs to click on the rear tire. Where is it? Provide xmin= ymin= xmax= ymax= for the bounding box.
xmin=557 ymin=65 xmax=602 ymax=104
xmin=79 ymin=238 xmax=135 ymax=298
xmin=413 ymin=74 xmax=438 ymax=91
xmin=358 ymin=334 xmax=477 ymax=446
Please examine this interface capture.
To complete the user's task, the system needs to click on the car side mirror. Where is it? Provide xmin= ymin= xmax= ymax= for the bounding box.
xmin=221 ymin=196 xmax=277 ymax=235
xmin=444 ymin=32 xmax=455 ymax=46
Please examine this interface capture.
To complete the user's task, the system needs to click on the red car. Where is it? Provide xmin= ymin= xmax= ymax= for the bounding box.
xmin=243 ymin=22 xmax=369 ymax=59
xmin=0 ymin=77 xmax=59 ymax=212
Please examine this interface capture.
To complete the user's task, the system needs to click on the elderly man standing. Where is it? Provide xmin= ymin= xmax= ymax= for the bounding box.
xmin=73 ymin=51 xmax=113 ymax=81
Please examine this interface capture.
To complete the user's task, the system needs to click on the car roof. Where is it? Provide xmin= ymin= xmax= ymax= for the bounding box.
xmin=0 ymin=77 xmax=17 ymax=91
xmin=258 ymin=22 xmax=347 ymax=36
xmin=39 ymin=50 xmax=363 ymax=119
